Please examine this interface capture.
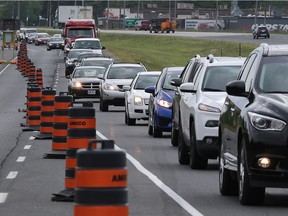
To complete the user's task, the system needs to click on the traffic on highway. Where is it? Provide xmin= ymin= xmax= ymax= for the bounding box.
xmin=0 ymin=29 xmax=288 ymax=216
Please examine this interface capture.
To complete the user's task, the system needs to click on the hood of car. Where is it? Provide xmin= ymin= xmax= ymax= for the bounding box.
xmin=132 ymin=89 xmax=150 ymax=99
xmin=256 ymin=93 xmax=288 ymax=118
xmin=158 ymin=89 xmax=174 ymax=102
xmin=106 ymin=79 xmax=133 ymax=86
xmin=201 ymin=92 xmax=227 ymax=109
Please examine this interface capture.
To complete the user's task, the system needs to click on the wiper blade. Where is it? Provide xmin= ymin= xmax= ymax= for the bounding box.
xmin=265 ymin=91 xmax=288 ymax=93
xmin=203 ymin=88 xmax=223 ymax=92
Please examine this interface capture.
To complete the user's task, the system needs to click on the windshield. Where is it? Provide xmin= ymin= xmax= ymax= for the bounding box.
xmin=162 ymin=71 xmax=182 ymax=90
xmin=50 ymin=37 xmax=63 ymax=42
xmin=67 ymin=28 xmax=93 ymax=38
xmin=82 ymin=59 xmax=113 ymax=68
xmin=26 ymin=29 xmax=37 ymax=34
xmin=72 ymin=68 xmax=105 ymax=78
xmin=107 ymin=66 xmax=145 ymax=79
xmin=38 ymin=34 xmax=49 ymax=38
xmin=257 ymin=56 xmax=288 ymax=93
xmin=202 ymin=66 xmax=241 ymax=91
xmin=134 ymin=75 xmax=160 ymax=90
xmin=68 ymin=50 xmax=87 ymax=58
xmin=74 ymin=40 xmax=100 ymax=49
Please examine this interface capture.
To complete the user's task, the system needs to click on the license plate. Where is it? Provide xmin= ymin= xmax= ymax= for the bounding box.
xmin=87 ymin=90 xmax=96 ymax=95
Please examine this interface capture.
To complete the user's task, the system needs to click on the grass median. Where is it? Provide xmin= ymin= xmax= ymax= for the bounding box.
xmin=100 ymin=33 xmax=257 ymax=71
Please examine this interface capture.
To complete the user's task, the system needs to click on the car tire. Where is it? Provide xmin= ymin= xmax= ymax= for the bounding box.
xmin=152 ymin=114 xmax=162 ymax=137
xmin=219 ymin=135 xmax=238 ymax=196
xmin=126 ymin=109 xmax=136 ymax=126
xmin=171 ymin=119 xmax=178 ymax=147
xmin=189 ymin=122 xmax=208 ymax=170
xmin=148 ymin=110 xmax=153 ymax=135
xmin=178 ymin=123 xmax=189 ymax=165
xmin=99 ymin=97 xmax=108 ymax=112
xmin=47 ymin=48 xmax=51 ymax=51
xmin=238 ymin=139 xmax=265 ymax=205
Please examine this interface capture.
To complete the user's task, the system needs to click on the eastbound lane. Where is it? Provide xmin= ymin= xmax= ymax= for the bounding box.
xmin=0 ymin=37 xmax=287 ymax=216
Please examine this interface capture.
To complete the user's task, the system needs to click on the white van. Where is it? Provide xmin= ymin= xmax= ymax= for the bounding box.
xmin=73 ymin=38 xmax=105 ymax=56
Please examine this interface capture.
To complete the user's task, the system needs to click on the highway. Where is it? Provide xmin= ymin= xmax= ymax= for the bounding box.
xmin=0 ymin=35 xmax=287 ymax=216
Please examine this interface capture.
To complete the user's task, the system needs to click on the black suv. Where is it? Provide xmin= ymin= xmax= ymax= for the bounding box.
xmin=253 ymin=26 xmax=270 ymax=39
xmin=170 ymin=54 xmax=203 ymax=146
xmin=219 ymin=43 xmax=288 ymax=205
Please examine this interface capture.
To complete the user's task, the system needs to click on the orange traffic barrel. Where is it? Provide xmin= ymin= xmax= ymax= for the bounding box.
xmin=22 ymin=86 xmax=42 ymax=131
xmin=35 ymin=68 xmax=43 ymax=88
xmin=34 ymin=87 xmax=56 ymax=139
xmin=52 ymin=92 xmax=73 ymax=151
xmin=51 ymin=102 xmax=96 ymax=202
xmin=74 ymin=140 xmax=128 ymax=216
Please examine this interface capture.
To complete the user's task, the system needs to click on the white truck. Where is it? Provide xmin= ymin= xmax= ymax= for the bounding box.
xmin=53 ymin=5 xmax=93 ymax=29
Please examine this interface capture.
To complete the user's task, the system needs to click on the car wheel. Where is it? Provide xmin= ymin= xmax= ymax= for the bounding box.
xmin=189 ymin=122 xmax=208 ymax=170
xmin=219 ymin=135 xmax=238 ymax=196
xmin=152 ymin=114 xmax=162 ymax=137
xmin=99 ymin=97 xmax=108 ymax=112
xmin=238 ymin=139 xmax=265 ymax=205
xmin=171 ymin=119 xmax=178 ymax=147
xmin=47 ymin=48 xmax=51 ymax=51
xmin=126 ymin=108 xmax=136 ymax=126
xmin=147 ymin=110 xmax=153 ymax=135
xmin=178 ymin=123 xmax=189 ymax=165
xmin=253 ymin=35 xmax=256 ymax=39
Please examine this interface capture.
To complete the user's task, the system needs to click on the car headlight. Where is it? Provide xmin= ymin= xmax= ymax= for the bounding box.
xmin=198 ymin=103 xmax=220 ymax=113
xmin=248 ymin=112 xmax=286 ymax=131
xmin=134 ymin=96 xmax=143 ymax=106
xmin=71 ymin=81 xmax=82 ymax=88
xmin=67 ymin=61 xmax=73 ymax=65
xmin=103 ymin=83 xmax=118 ymax=91
xmin=157 ymin=99 xmax=172 ymax=108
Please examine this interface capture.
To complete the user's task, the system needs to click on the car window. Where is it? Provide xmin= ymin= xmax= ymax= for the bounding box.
xmin=73 ymin=68 xmax=105 ymax=78
xmin=134 ymin=75 xmax=160 ymax=90
xmin=257 ymin=56 xmax=288 ymax=93
xmin=74 ymin=41 xmax=100 ymax=49
xmin=82 ymin=59 xmax=113 ymax=68
xmin=202 ymin=66 xmax=241 ymax=91
xmin=162 ymin=72 xmax=181 ymax=90
xmin=107 ymin=66 xmax=145 ymax=79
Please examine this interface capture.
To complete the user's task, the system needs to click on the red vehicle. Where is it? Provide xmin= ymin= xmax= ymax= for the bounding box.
xmin=63 ymin=19 xmax=97 ymax=49
xmin=135 ymin=20 xmax=151 ymax=31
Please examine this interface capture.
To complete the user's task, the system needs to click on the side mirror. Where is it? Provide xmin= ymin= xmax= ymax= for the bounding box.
xmin=145 ymin=86 xmax=155 ymax=96
xmin=179 ymin=83 xmax=196 ymax=93
xmin=102 ymin=46 xmax=106 ymax=50
xmin=226 ymin=80 xmax=248 ymax=97
xmin=122 ymin=85 xmax=130 ymax=91
xmin=98 ymin=74 xmax=104 ymax=79
xmin=170 ymin=78 xmax=182 ymax=87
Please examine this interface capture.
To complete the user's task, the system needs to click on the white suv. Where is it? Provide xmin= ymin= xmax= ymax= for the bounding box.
xmin=177 ymin=55 xmax=245 ymax=169
xmin=99 ymin=63 xmax=147 ymax=112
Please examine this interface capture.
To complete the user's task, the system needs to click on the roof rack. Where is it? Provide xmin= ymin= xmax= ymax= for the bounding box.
xmin=206 ymin=54 xmax=214 ymax=63
xmin=260 ymin=43 xmax=269 ymax=56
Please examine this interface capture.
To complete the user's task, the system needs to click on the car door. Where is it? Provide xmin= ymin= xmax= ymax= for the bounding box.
xmin=228 ymin=53 xmax=259 ymax=157
xmin=180 ymin=63 xmax=204 ymax=140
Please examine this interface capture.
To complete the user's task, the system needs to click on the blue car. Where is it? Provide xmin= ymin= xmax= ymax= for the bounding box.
xmin=145 ymin=67 xmax=184 ymax=137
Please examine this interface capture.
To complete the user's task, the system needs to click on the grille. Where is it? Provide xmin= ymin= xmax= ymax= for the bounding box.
xmin=81 ymin=82 xmax=100 ymax=90
xmin=117 ymin=85 xmax=123 ymax=89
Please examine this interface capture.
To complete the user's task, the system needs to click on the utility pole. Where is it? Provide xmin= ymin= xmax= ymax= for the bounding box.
xmin=123 ymin=0 xmax=126 ymax=29
xmin=106 ymin=0 xmax=109 ymax=30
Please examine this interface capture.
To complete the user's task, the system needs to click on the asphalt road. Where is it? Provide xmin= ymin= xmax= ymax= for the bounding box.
xmin=0 ymin=35 xmax=287 ymax=216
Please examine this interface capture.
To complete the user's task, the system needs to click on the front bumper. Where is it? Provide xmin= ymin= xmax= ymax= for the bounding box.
xmin=245 ymin=124 xmax=288 ymax=188
xmin=70 ymin=88 xmax=100 ymax=98
xmin=101 ymin=89 xmax=125 ymax=106
xmin=194 ymin=110 xmax=220 ymax=158
xmin=128 ymin=103 xmax=149 ymax=120
xmin=155 ymin=106 xmax=172 ymax=131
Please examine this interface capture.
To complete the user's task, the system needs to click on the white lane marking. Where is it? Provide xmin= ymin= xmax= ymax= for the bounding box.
xmin=0 ymin=64 xmax=11 ymax=75
xmin=24 ymin=145 xmax=31 ymax=149
xmin=0 ymin=193 xmax=8 ymax=203
xmin=6 ymin=171 xmax=18 ymax=179
xmin=16 ymin=157 xmax=26 ymax=162
xmin=29 ymin=136 xmax=35 ymax=140
xmin=96 ymin=131 xmax=204 ymax=216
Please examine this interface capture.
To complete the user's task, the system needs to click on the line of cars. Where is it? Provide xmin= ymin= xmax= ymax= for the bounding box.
xmin=64 ymin=40 xmax=288 ymax=206
xmin=102 ymin=43 xmax=288 ymax=206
